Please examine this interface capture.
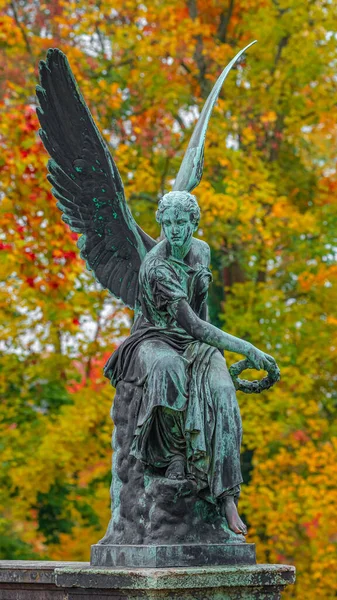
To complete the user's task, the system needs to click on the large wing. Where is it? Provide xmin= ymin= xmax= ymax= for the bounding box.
xmin=36 ymin=48 xmax=156 ymax=309
xmin=173 ymin=41 xmax=257 ymax=193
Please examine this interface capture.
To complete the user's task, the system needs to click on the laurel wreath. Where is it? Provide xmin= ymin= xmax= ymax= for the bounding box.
xmin=229 ymin=358 xmax=281 ymax=394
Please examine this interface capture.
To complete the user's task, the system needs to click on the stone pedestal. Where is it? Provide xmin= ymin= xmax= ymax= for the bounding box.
xmin=91 ymin=542 xmax=256 ymax=567
xmin=0 ymin=560 xmax=295 ymax=599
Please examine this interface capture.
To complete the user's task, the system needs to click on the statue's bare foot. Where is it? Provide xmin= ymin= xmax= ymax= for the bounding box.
xmin=221 ymin=496 xmax=247 ymax=535
xmin=165 ymin=457 xmax=185 ymax=480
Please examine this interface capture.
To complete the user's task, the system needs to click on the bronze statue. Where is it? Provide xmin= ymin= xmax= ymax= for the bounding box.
xmin=36 ymin=42 xmax=280 ymax=567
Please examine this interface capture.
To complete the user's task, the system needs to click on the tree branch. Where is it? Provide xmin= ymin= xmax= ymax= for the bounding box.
xmin=10 ymin=0 xmax=32 ymax=55
xmin=217 ymin=0 xmax=235 ymax=44
xmin=186 ymin=0 xmax=210 ymax=98
xmin=85 ymin=303 xmax=104 ymax=378
xmin=129 ymin=192 xmax=158 ymax=204
xmin=180 ymin=60 xmax=192 ymax=74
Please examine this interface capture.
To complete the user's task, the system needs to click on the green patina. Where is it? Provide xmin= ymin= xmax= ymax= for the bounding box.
xmin=92 ymin=197 xmax=105 ymax=208
xmin=36 ymin=46 xmax=286 ymax=572
xmin=54 ymin=563 xmax=296 ymax=597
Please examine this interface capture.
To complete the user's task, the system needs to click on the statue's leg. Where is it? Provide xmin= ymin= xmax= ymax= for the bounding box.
xmin=207 ymin=351 xmax=247 ymax=535
xmin=131 ymin=342 xmax=188 ymax=478
xmin=148 ymin=407 xmax=186 ymax=480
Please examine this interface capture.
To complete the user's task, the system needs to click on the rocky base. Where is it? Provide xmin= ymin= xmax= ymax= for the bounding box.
xmin=0 ymin=561 xmax=296 ymax=599
xmin=102 ymin=381 xmax=245 ymax=546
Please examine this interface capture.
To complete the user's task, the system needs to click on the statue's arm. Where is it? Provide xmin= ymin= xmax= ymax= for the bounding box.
xmin=175 ymin=299 xmax=276 ymax=371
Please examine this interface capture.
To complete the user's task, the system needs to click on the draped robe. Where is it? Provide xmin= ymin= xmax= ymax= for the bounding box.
xmin=105 ymin=241 xmax=243 ymax=502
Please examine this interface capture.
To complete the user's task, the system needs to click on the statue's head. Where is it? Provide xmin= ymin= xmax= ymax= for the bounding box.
xmin=156 ymin=191 xmax=200 ymax=248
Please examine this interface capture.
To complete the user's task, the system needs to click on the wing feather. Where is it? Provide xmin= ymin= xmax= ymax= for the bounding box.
xmin=36 ymin=48 xmax=156 ymax=308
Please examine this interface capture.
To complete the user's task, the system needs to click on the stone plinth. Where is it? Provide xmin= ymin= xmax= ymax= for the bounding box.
xmin=0 ymin=560 xmax=295 ymax=599
xmin=91 ymin=542 xmax=256 ymax=567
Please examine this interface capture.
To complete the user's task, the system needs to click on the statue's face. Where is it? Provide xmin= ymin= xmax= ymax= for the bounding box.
xmin=161 ymin=206 xmax=196 ymax=248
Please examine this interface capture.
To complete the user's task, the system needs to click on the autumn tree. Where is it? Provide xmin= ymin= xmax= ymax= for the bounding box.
xmin=1 ymin=0 xmax=337 ymax=596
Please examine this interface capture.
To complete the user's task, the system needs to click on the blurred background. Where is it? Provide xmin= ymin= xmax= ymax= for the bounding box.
xmin=0 ymin=0 xmax=337 ymax=597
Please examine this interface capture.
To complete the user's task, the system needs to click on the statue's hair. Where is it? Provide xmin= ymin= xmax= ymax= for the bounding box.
xmin=156 ymin=191 xmax=200 ymax=226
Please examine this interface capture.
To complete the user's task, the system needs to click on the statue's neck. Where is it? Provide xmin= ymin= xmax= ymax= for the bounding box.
xmin=169 ymin=238 xmax=192 ymax=261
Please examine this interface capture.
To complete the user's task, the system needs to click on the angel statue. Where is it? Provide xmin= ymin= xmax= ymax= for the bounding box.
xmin=36 ymin=41 xmax=280 ymax=567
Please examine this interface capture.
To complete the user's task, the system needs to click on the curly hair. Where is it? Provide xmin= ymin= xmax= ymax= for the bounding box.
xmin=156 ymin=191 xmax=200 ymax=226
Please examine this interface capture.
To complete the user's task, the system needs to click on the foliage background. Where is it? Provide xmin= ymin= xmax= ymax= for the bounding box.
xmin=1 ymin=0 xmax=337 ymax=597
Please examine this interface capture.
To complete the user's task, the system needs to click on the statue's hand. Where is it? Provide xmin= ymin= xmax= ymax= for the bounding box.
xmin=229 ymin=346 xmax=280 ymax=394
xmin=246 ymin=344 xmax=279 ymax=372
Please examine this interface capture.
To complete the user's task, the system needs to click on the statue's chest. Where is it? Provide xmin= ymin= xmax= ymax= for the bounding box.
xmin=171 ymin=261 xmax=209 ymax=304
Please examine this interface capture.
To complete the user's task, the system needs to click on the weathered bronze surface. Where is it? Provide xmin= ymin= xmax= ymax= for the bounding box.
xmin=36 ymin=43 xmax=280 ymax=564
xmin=0 ymin=561 xmax=296 ymax=599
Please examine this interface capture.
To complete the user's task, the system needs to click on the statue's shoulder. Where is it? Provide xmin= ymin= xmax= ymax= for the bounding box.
xmin=190 ymin=238 xmax=210 ymax=267
xmin=140 ymin=240 xmax=167 ymax=274
xmin=143 ymin=240 xmax=167 ymax=262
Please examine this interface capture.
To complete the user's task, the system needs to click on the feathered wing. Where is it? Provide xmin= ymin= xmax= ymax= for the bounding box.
xmin=173 ymin=41 xmax=257 ymax=193
xmin=36 ymin=48 xmax=156 ymax=308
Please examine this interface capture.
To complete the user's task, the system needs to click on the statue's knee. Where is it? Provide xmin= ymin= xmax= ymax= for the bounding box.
xmin=210 ymin=377 xmax=235 ymax=401
xmin=155 ymin=353 xmax=184 ymax=374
